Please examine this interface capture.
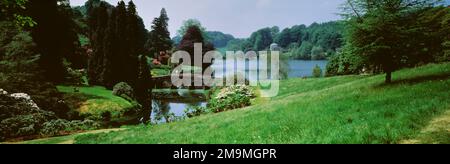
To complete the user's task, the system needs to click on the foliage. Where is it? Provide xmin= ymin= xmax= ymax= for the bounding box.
xmin=184 ymin=106 xmax=208 ymax=118
xmin=208 ymin=86 xmax=255 ymax=113
xmin=64 ymin=67 xmax=87 ymax=86
xmin=247 ymin=27 xmax=275 ymax=51
xmin=87 ymin=0 xmax=147 ymax=88
xmin=146 ymin=8 xmax=173 ymax=57
xmin=277 ymin=22 xmax=344 ymax=60
xmin=0 ymin=0 xmax=36 ymax=27
xmin=326 ymin=44 xmax=366 ymax=76
xmin=206 ymin=31 xmax=235 ymax=48
xmin=341 ymin=0 xmax=444 ymax=83
xmin=26 ymin=0 xmax=80 ymax=82
xmin=176 ymin=19 xmax=208 ymax=41
xmin=184 ymin=85 xmax=255 ymax=117
xmin=0 ymin=91 xmax=55 ymax=141
xmin=230 ymin=21 xmax=344 ymax=60
xmin=311 ymin=46 xmax=325 ymax=60
xmin=40 ymin=119 xmax=100 ymax=136
xmin=135 ymin=55 xmax=153 ymax=123
xmin=312 ymin=65 xmax=323 ymax=78
xmin=225 ymin=39 xmax=247 ymax=51
xmin=177 ymin=25 xmax=215 ymax=73
xmin=0 ymin=22 xmax=71 ymax=119
xmin=112 ymin=82 xmax=135 ymax=101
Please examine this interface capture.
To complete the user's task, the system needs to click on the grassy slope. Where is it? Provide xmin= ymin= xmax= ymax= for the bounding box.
xmin=70 ymin=63 xmax=449 ymax=143
xmin=57 ymin=86 xmax=133 ymax=118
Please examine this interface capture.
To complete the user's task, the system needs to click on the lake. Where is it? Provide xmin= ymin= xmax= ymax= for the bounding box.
xmin=212 ymin=59 xmax=328 ymax=80
xmin=287 ymin=60 xmax=328 ymax=78
xmin=149 ymin=60 xmax=328 ymax=123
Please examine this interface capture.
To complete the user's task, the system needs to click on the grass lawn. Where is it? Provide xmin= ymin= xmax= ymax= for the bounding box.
xmin=46 ymin=63 xmax=450 ymax=144
xmin=74 ymin=63 xmax=450 ymax=144
xmin=152 ymin=68 xmax=171 ymax=76
xmin=57 ymin=86 xmax=134 ymax=119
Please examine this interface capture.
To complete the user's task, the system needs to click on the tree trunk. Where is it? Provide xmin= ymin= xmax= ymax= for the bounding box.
xmin=385 ymin=71 xmax=392 ymax=83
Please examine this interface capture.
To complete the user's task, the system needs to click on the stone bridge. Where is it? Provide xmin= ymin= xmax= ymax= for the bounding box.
xmin=153 ymin=74 xmax=208 ymax=89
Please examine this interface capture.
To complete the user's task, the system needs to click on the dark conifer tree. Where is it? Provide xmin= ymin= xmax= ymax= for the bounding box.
xmin=87 ymin=1 xmax=109 ymax=85
xmin=147 ymin=8 xmax=173 ymax=57
xmin=26 ymin=0 xmax=79 ymax=82
xmin=136 ymin=55 xmax=153 ymax=123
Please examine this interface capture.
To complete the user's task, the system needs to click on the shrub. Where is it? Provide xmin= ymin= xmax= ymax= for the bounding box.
xmin=215 ymin=85 xmax=254 ymax=100
xmin=64 ymin=68 xmax=87 ymax=86
xmin=208 ymin=93 xmax=251 ymax=113
xmin=208 ymin=85 xmax=255 ymax=113
xmin=40 ymin=119 xmax=101 ymax=136
xmin=112 ymin=82 xmax=135 ymax=101
xmin=0 ymin=29 xmax=71 ymax=119
xmin=185 ymin=106 xmax=208 ymax=118
xmin=0 ymin=92 xmax=55 ymax=141
xmin=312 ymin=65 xmax=323 ymax=78
xmin=184 ymin=86 xmax=255 ymax=117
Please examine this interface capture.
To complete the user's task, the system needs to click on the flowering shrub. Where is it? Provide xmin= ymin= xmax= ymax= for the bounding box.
xmin=215 ymin=85 xmax=255 ymax=100
xmin=0 ymin=92 xmax=55 ymax=141
xmin=208 ymin=93 xmax=251 ymax=113
xmin=185 ymin=85 xmax=255 ymax=117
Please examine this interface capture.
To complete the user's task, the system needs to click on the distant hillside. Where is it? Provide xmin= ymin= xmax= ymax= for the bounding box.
xmin=225 ymin=21 xmax=344 ymax=60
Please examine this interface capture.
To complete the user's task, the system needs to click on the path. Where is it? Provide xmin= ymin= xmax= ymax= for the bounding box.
xmin=400 ymin=110 xmax=450 ymax=144
xmin=4 ymin=128 xmax=125 ymax=144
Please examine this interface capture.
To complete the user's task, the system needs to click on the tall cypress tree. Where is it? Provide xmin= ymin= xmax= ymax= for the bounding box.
xmin=86 ymin=0 xmax=149 ymax=89
xmin=87 ymin=1 xmax=109 ymax=85
xmin=136 ymin=55 xmax=152 ymax=123
xmin=102 ymin=7 xmax=117 ymax=88
xmin=112 ymin=0 xmax=129 ymax=87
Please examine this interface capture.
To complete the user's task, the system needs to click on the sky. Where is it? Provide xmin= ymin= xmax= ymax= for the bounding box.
xmin=69 ymin=0 xmax=347 ymax=38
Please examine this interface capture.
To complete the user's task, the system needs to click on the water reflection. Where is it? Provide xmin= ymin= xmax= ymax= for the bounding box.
xmin=148 ymin=98 xmax=207 ymax=124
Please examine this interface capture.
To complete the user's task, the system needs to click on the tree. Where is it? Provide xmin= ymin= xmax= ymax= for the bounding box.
xmin=87 ymin=1 xmax=109 ymax=86
xmin=178 ymin=25 xmax=215 ymax=80
xmin=275 ymin=28 xmax=292 ymax=48
xmin=311 ymin=46 xmax=325 ymax=60
xmin=0 ymin=0 xmax=36 ymax=27
xmin=26 ymin=0 xmax=79 ymax=82
xmin=87 ymin=0 xmax=146 ymax=88
xmin=312 ymin=65 xmax=323 ymax=78
xmin=147 ymin=8 xmax=173 ymax=57
xmin=298 ymin=41 xmax=313 ymax=59
xmin=122 ymin=0 xmax=146 ymax=86
xmin=344 ymin=0 xmax=439 ymax=83
xmin=136 ymin=55 xmax=152 ymax=123
xmin=177 ymin=19 xmax=208 ymax=40
xmin=207 ymin=31 xmax=235 ymax=48
xmin=248 ymin=27 xmax=273 ymax=51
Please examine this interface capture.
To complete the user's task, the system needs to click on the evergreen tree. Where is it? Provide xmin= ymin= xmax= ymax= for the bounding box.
xmin=87 ymin=0 xmax=147 ymax=88
xmin=26 ymin=0 xmax=79 ymax=82
xmin=87 ymin=1 xmax=109 ymax=85
xmin=344 ymin=0 xmax=439 ymax=83
xmin=147 ymin=8 xmax=173 ymax=57
xmin=136 ymin=55 xmax=152 ymax=123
